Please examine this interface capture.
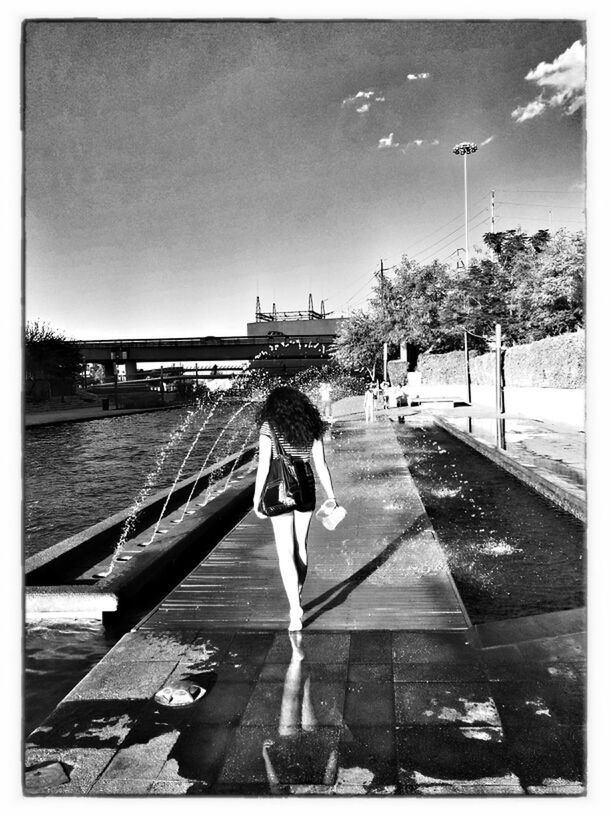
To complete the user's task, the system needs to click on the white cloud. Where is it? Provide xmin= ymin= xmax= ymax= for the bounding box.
xmin=400 ymin=138 xmax=438 ymax=153
xmin=512 ymin=40 xmax=585 ymax=123
xmin=480 ymin=135 xmax=495 ymax=147
xmin=342 ymin=89 xmax=385 ymax=113
xmin=378 ymin=132 xmax=399 ymax=149
xmin=406 ymin=72 xmax=430 ymax=81
xmin=511 ymin=96 xmax=547 ymax=123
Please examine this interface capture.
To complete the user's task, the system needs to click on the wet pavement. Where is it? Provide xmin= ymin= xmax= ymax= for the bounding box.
xmin=24 ymin=625 xmax=584 ymax=795
xmin=23 ymin=406 xmax=586 ymax=796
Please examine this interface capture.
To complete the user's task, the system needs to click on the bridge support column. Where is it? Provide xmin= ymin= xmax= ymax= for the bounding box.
xmin=102 ymin=361 xmax=115 ymax=381
xmin=124 ymin=360 xmax=138 ymax=380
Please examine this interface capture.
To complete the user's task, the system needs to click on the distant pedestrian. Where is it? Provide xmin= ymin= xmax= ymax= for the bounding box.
xmin=381 ymin=381 xmax=390 ymax=410
xmin=364 ymin=386 xmax=375 ymax=423
xmin=319 ymin=382 xmax=333 ymax=420
xmin=253 ymin=387 xmax=339 ymax=631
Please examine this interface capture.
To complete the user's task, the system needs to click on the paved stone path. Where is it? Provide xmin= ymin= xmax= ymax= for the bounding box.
xmin=24 ymin=413 xmax=585 ymax=796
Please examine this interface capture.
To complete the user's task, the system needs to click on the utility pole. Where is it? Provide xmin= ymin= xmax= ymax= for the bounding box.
xmin=463 ymin=329 xmax=471 ymax=405
xmin=113 ymin=365 xmax=119 ymax=411
xmin=379 ymin=259 xmax=389 ymax=383
xmin=489 ymin=190 xmax=496 ymax=261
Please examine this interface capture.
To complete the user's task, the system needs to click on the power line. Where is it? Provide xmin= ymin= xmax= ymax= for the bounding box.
xmin=411 ymin=208 xmax=488 ymax=261
xmin=498 ymin=201 xmax=584 ymax=210
xmin=398 ymin=191 xmax=490 ymax=257
xmin=417 ymin=216 xmax=491 ymax=265
xmin=495 ymin=188 xmax=584 ymax=195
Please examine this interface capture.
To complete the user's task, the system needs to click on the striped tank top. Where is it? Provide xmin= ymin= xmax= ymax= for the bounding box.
xmin=259 ymin=420 xmax=313 ymax=462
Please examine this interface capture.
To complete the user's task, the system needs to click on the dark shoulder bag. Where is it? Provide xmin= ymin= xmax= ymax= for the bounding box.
xmin=258 ymin=426 xmax=303 ymax=517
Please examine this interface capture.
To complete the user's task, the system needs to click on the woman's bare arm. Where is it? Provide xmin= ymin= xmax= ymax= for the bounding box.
xmin=253 ymin=434 xmax=272 ymax=517
xmin=311 ymin=437 xmax=337 ymax=503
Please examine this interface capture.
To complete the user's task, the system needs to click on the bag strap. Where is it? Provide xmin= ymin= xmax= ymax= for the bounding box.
xmin=267 ymin=423 xmax=290 ymax=460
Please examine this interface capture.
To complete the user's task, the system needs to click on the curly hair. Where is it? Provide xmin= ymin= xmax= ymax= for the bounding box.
xmin=257 ymin=386 xmax=326 ymax=447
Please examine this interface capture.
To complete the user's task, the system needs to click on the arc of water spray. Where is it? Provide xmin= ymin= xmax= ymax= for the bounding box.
xmin=142 ymin=355 xmax=267 ymax=542
xmin=219 ymin=425 xmax=258 ymax=493
xmin=178 ymin=400 xmax=255 ymax=521
xmin=94 ymin=401 xmax=206 ymax=578
xmin=144 ymin=394 xmax=228 ymax=544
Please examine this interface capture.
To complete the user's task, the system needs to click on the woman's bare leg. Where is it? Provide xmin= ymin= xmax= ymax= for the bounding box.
xmin=271 ymin=513 xmax=302 ymax=628
xmin=293 ymin=510 xmax=313 ymax=596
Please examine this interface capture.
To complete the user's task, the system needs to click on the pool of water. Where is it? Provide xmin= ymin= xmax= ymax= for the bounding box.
xmin=24 ymin=400 xmax=259 ymax=558
xmin=393 ymin=420 xmax=585 ymax=624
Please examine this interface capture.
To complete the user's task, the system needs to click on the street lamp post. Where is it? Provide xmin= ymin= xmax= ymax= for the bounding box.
xmin=452 ymin=141 xmax=478 ymax=270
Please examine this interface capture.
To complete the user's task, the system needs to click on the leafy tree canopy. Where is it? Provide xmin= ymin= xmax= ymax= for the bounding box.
xmin=25 ymin=319 xmax=83 ymax=381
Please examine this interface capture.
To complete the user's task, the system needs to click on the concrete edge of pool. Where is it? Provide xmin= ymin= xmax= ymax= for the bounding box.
xmin=430 ymin=414 xmax=585 ymax=522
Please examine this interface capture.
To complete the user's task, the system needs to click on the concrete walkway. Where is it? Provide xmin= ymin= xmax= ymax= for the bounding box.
xmin=25 ymin=403 xmax=184 ymax=427
xmin=24 ymin=414 xmax=584 ymax=796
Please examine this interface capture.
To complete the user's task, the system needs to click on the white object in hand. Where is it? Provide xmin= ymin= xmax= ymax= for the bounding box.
xmin=316 ymin=499 xmax=347 ymax=530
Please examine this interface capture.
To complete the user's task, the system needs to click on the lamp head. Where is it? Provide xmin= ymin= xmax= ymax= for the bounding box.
xmin=452 ymin=141 xmax=478 ymax=156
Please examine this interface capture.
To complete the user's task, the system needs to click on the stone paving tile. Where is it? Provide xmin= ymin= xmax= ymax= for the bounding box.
xmin=349 ymin=631 xmax=393 ymax=663
xmin=63 ymin=660 xmax=178 ymax=701
xmin=225 ymin=632 xmax=275 ymax=664
xmin=154 ymin=723 xmax=237 ymax=788
xmin=265 ymin=632 xmax=350 ymax=664
xmin=149 ymin=779 xmax=209 ymax=795
xmin=395 ymin=725 xmax=518 ymax=794
xmin=392 ymin=632 xmax=475 ymax=664
xmin=176 ymin=632 xmax=235 ymax=670
xmin=88 ymin=778 xmax=153 ymax=795
xmin=260 ymin=661 xmax=348 ymax=683
xmin=335 ymin=726 xmax=397 ymax=791
xmin=348 ymin=663 xmax=393 ymax=682
xmin=394 ymin=682 xmax=502 ymax=727
xmin=26 ymin=699 xmax=147 ymax=751
xmin=517 ymin=633 xmax=586 ymax=662
xmin=242 ymin=680 xmax=346 ymax=727
xmin=394 ymin=661 xmax=488 ymax=683
xmin=492 ymin=680 xmax=585 ymax=728
xmin=477 ymin=643 xmax=524 ymax=663
xmin=414 ymin=780 xmax=524 ymax=795
xmin=99 ymin=730 xmax=179 ymax=781
xmin=482 ymin=657 xmax=586 ymax=683
xmin=344 ymin=682 xmax=395 ymax=726
xmin=526 ymin=780 xmax=585 ymax=795
xmin=24 ymin=747 xmax=116 ymax=796
xmin=187 ymin=680 xmax=256 ymax=725
xmin=503 ymin=727 xmax=585 ymax=790
xmin=103 ymin=630 xmax=198 ymax=664
xmin=215 ymin=725 xmax=343 ymax=788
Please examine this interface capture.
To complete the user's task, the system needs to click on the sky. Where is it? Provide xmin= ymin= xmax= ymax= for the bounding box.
xmin=24 ymin=18 xmax=586 ymax=340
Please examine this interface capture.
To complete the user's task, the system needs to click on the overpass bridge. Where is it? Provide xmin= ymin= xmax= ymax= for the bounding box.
xmin=77 ymin=333 xmax=336 ymax=379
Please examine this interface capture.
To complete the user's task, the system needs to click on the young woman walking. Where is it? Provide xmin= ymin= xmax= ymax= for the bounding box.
xmin=253 ymin=386 xmax=338 ymax=631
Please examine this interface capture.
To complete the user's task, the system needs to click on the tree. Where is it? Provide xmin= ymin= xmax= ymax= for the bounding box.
xmin=483 ymin=228 xmax=550 ymax=269
xmin=25 ymin=320 xmax=83 ymax=399
xmin=385 ymin=258 xmax=466 ymax=353
xmin=331 ymin=310 xmax=384 ymax=380
xmin=512 ymin=229 xmax=585 ymax=341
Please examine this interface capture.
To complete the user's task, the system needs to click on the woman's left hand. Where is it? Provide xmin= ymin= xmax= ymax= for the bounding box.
xmin=253 ymin=502 xmax=267 ymax=519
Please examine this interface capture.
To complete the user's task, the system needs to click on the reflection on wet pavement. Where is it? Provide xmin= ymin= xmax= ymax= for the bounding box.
xmin=24 ymin=628 xmax=584 ymax=795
